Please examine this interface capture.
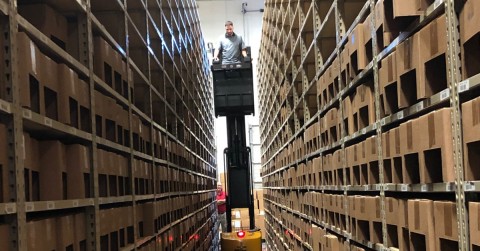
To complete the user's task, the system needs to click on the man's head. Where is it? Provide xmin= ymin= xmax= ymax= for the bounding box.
xmin=217 ymin=183 xmax=223 ymax=193
xmin=225 ymin=21 xmax=234 ymax=36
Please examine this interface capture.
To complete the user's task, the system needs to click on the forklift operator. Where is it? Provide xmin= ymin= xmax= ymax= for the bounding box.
xmin=213 ymin=21 xmax=248 ymax=64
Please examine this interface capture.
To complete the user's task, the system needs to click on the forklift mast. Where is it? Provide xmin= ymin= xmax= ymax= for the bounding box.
xmin=211 ymin=49 xmax=256 ymax=233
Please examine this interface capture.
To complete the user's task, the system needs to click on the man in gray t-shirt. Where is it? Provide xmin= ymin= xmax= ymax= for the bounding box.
xmin=213 ymin=21 xmax=247 ymax=64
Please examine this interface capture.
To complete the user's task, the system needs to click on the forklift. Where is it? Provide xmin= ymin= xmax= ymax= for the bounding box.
xmin=211 ymin=48 xmax=262 ymax=251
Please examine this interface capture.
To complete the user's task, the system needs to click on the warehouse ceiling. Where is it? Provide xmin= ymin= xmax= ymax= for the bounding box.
xmin=196 ymin=0 xmax=264 ymax=12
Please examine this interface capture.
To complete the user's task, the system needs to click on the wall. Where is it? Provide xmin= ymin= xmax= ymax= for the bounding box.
xmin=197 ymin=0 xmax=264 ymax=180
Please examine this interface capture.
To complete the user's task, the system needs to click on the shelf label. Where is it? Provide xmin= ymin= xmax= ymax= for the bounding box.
xmin=0 ymin=102 xmax=10 ymax=113
xmin=440 ymin=89 xmax=450 ymax=101
xmin=458 ymin=80 xmax=470 ymax=93
xmin=381 ymin=118 xmax=386 ymax=126
xmin=361 ymin=128 xmax=367 ymax=135
xmin=47 ymin=201 xmax=55 ymax=209
xmin=72 ymin=200 xmax=79 ymax=207
xmin=5 ymin=204 xmax=15 ymax=214
xmin=416 ymin=102 xmax=424 ymax=112
xmin=421 ymin=185 xmax=428 ymax=192
xmin=465 ymin=183 xmax=475 ymax=191
xmin=397 ymin=111 xmax=404 ymax=120
xmin=26 ymin=204 xmax=34 ymax=212
xmin=23 ymin=110 xmax=32 ymax=119
xmin=375 ymin=184 xmax=381 ymax=190
xmin=44 ymin=118 xmax=52 ymax=127
xmin=400 ymin=184 xmax=408 ymax=191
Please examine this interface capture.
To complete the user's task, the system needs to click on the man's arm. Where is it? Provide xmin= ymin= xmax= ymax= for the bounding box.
xmin=214 ymin=48 xmax=220 ymax=61
xmin=214 ymin=40 xmax=222 ymax=61
xmin=241 ymin=48 xmax=247 ymax=58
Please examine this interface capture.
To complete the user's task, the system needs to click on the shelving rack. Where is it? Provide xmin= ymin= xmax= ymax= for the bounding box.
xmin=0 ymin=0 xmax=217 ymax=250
xmin=258 ymin=0 xmax=480 ymax=250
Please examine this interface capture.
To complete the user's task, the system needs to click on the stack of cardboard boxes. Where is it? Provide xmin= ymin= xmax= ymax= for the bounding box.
xmin=18 ymin=32 xmax=91 ymax=132
xmin=0 ymin=124 xmax=7 ymax=203
xmin=96 ymin=149 xmax=129 ymax=197
xmin=27 ymin=212 xmax=87 ymax=251
xmin=24 ymin=133 xmax=91 ymax=201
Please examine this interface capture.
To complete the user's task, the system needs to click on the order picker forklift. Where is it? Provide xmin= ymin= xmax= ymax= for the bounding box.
xmin=211 ymin=48 xmax=262 ymax=251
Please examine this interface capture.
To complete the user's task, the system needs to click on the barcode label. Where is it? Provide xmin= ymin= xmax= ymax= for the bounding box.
xmin=0 ymin=103 xmax=9 ymax=113
xmin=361 ymin=128 xmax=367 ymax=134
xmin=458 ymin=80 xmax=470 ymax=93
xmin=23 ymin=110 xmax=31 ymax=119
xmin=5 ymin=204 xmax=14 ymax=214
xmin=416 ymin=102 xmax=424 ymax=112
xmin=397 ymin=111 xmax=404 ymax=120
xmin=465 ymin=183 xmax=474 ymax=191
xmin=421 ymin=185 xmax=427 ymax=192
xmin=47 ymin=202 xmax=55 ymax=209
xmin=401 ymin=185 xmax=408 ymax=191
xmin=381 ymin=118 xmax=386 ymax=126
xmin=440 ymin=89 xmax=450 ymax=100
xmin=72 ymin=200 xmax=79 ymax=207
xmin=44 ymin=118 xmax=52 ymax=127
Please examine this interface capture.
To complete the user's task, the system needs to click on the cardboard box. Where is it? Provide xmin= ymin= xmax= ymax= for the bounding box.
xmin=368 ymin=196 xmax=381 ymax=222
xmin=349 ymin=23 xmax=368 ymax=71
xmin=379 ymin=51 xmax=398 ymax=115
xmin=39 ymin=140 xmax=67 ymax=201
xmin=397 ymin=34 xmax=421 ymax=109
xmin=311 ymin=224 xmax=326 ymax=251
xmin=386 ymin=197 xmax=399 ymax=225
xmin=342 ymin=95 xmax=354 ymax=135
xmin=393 ymin=199 xmax=409 ymax=229
xmin=24 ymin=133 xmax=40 ymax=201
xmin=417 ymin=108 xmax=455 ymax=183
xmin=340 ymin=44 xmax=354 ymax=85
xmin=143 ymin=203 xmax=156 ymax=236
xmin=460 ymin=0 xmax=480 ymax=44
xmin=352 ymin=83 xmax=375 ymax=131
xmin=392 ymin=0 xmax=428 ymax=18
xmin=27 ymin=218 xmax=57 ymax=250
xmin=0 ymin=224 xmax=9 ymax=250
xmin=355 ymin=196 xmax=369 ymax=220
xmin=434 ymin=201 xmax=458 ymax=250
xmin=418 ymin=14 xmax=447 ymax=100
xmin=460 ymin=0 xmax=480 ymax=79
xmin=66 ymin=144 xmax=90 ymax=199
xmin=0 ymin=124 xmax=7 ymax=202
xmin=323 ymin=234 xmax=339 ymax=251
xmin=375 ymin=0 xmax=398 ymax=47
xmin=462 ymin=97 xmax=480 ymax=180
xmin=19 ymin=4 xmax=68 ymax=48
xmin=73 ymin=213 xmax=86 ymax=249
xmin=400 ymin=118 xmax=419 ymax=155
xmin=17 ymin=32 xmax=42 ymax=111
xmin=56 ymin=215 xmax=75 ymax=249
xmin=408 ymin=199 xmax=435 ymax=250
xmin=469 ymin=202 xmax=480 ymax=248
xmin=57 ymin=64 xmax=79 ymax=127
xmin=400 ymin=119 xmax=422 ymax=184
xmin=93 ymin=36 xmax=115 ymax=86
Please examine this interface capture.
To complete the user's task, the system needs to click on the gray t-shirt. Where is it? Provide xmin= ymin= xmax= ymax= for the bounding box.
xmin=216 ymin=33 xmax=246 ymax=64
